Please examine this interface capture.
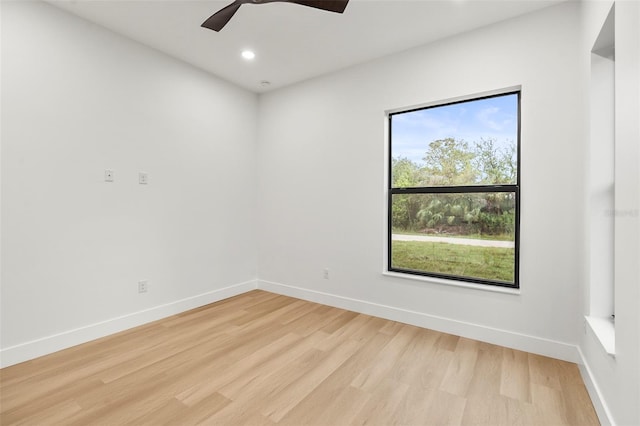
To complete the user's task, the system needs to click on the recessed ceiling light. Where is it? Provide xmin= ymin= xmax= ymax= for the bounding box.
xmin=241 ymin=50 xmax=256 ymax=60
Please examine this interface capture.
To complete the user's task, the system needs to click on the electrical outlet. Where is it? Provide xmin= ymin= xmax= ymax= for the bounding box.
xmin=323 ymin=268 xmax=329 ymax=279
xmin=138 ymin=280 xmax=148 ymax=293
xmin=138 ymin=172 xmax=148 ymax=185
xmin=105 ymin=169 xmax=114 ymax=182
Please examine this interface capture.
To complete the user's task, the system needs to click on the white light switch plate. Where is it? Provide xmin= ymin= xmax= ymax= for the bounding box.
xmin=105 ymin=169 xmax=114 ymax=182
xmin=139 ymin=172 xmax=148 ymax=185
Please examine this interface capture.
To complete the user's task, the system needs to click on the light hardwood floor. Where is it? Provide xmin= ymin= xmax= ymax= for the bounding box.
xmin=0 ymin=290 xmax=599 ymax=425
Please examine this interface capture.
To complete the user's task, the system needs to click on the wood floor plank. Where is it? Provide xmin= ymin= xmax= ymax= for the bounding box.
xmin=439 ymin=337 xmax=480 ymax=396
xmin=350 ymin=379 xmax=410 ymax=426
xmin=281 ymin=385 xmax=371 ymax=426
xmin=531 ymin=382 xmax=570 ymax=425
xmin=460 ymin=395 xmax=511 ymax=426
xmin=435 ymin=331 xmax=461 ymax=351
xmin=350 ymin=324 xmax=418 ymax=391
xmin=0 ymin=379 xmax=104 ymax=424
xmin=465 ymin=341 xmax=503 ymax=397
xmin=561 ymin=382 xmax=601 ymax=426
xmin=12 ymin=399 xmax=83 ymax=426
xmin=169 ymin=392 xmax=233 ymax=425
xmin=391 ymin=383 xmax=439 ymax=425
xmin=0 ymin=290 xmax=600 ymax=426
xmin=128 ymin=397 xmax=191 ymax=426
xmin=275 ymin=332 xmax=393 ymax=425
xmin=500 ymin=347 xmax=532 ymax=403
xmin=175 ymin=332 xmax=302 ymax=406
xmin=260 ymin=338 xmax=363 ymax=422
xmin=319 ymin=310 xmax=359 ymax=334
xmin=314 ymin=313 xmax=377 ymax=351
xmin=388 ymin=326 xmax=440 ymax=386
xmin=529 ymin=352 xmax=563 ymax=391
xmin=427 ymin=390 xmax=468 ymax=426
xmin=217 ymin=335 xmax=327 ymax=401
xmin=413 ymin=345 xmax=456 ymax=390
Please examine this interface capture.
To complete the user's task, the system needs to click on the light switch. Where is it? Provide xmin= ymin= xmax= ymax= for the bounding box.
xmin=105 ymin=169 xmax=114 ymax=182
xmin=139 ymin=172 xmax=148 ymax=185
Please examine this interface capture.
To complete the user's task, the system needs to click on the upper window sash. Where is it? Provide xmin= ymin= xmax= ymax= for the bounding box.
xmin=389 ymin=92 xmax=520 ymax=189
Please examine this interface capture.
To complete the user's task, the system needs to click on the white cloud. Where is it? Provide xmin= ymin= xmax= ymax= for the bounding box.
xmin=476 ymin=106 xmax=503 ymax=131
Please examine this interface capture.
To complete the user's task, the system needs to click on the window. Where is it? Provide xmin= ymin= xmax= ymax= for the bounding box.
xmin=388 ymin=91 xmax=520 ymax=288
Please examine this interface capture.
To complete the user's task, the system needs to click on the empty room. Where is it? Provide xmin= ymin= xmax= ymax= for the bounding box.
xmin=1 ymin=0 xmax=638 ymax=425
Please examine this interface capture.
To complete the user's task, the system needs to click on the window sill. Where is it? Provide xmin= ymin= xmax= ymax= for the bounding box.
xmin=383 ymin=271 xmax=520 ymax=295
xmin=585 ymin=315 xmax=616 ymax=356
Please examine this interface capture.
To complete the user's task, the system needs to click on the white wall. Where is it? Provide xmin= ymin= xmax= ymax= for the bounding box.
xmin=1 ymin=1 xmax=258 ymax=365
xmin=580 ymin=1 xmax=640 ymax=425
xmin=257 ymin=1 xmax=585 ymax=361
xmin=2 ymin=1 xmax=638 ymax=422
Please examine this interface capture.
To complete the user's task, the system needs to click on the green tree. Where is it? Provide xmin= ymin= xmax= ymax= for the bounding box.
xmin=391 ymin=137 xmax=516 ymax=236
xmin=391 ymin=158 xmax=423 ymax=230
xmin=473 ymin=138 xmax=516 ymax=184
xmin=423 ymin=138 xmax=476 ymax=185
xmin=391 ymin=157 xmax=421 ymax=187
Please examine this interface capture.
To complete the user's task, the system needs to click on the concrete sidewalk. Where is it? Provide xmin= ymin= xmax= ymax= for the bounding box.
xmin=392 ymin=233 xmax=515 ymax=248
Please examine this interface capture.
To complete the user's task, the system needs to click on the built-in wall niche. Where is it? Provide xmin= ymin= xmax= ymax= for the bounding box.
xmin=587 ymin=3 xmax=615 ymax=356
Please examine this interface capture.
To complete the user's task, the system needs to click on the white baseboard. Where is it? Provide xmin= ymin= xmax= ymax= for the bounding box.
xmin=257 ymin=279 xmax=581 ymax=363
xmin=0 ymin=280 xmax=257 ymax=368
xmin=1 ymin=279 xmax=582 ymax=369
xmin=577 ymin=346 xmax=616 ymax=426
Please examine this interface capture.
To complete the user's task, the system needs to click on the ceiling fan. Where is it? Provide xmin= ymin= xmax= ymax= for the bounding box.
xmin=201 ymin=0 xmax=350 ymax=32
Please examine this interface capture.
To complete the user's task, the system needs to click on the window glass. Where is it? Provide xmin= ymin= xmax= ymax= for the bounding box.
xmin=390 ymin=192 xmax=516 ymax=284
xmin=391 ymin=93 xmax=518 ymax=187
xmin=388 ymin=91 xmax=520 ymax=287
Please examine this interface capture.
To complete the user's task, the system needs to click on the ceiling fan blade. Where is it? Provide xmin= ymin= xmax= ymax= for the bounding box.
xmin=201 ymin=2 xmax=243 ymax=32
xmin=201 ymin=0 xmax=349 ymax=32
xmin=284 ymin=0 xmax=349 ymax=14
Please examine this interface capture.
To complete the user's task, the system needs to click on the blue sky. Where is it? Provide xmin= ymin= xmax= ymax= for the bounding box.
xmin=391 ymin=93 xmax=518 ymax=165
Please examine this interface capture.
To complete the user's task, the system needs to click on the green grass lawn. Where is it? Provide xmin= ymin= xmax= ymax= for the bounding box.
xmin=391 ymin=240 xmax=514 ymax=283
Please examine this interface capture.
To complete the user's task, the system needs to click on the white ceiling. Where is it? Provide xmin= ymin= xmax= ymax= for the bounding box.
xmin=49 ymin=0 xmax=564 ymax=93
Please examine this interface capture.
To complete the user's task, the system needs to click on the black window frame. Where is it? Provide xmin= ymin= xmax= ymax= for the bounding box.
xmin=387 ymin=91 xmax=521 ymax=289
